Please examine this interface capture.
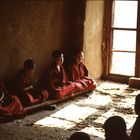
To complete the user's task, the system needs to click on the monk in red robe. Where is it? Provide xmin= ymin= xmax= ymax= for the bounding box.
xmin=0 ymin=81 xmax=26 ymax=120
xmin=130 ymin=94 xmax=140 ymax=140
xmin=103 ymin=116 xmax=134 ymax=140
xmin=14 ymin=59 xmax=49 ymax=107
xmin=47 ymin=50 xmax=81 ymax=99
xmin=69 ymin=132 xmax=91 ymax=140
xmin=67 ymin=51 xmax=96 ymax=91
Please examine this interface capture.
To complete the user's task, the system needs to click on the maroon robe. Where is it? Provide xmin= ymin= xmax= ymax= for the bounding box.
xmin=48 ymin=64 xmax=76 ymax=99
xmin=130 ymin=94 xmax=140 ymax=140
xmin=0 ymin=82 xmax=26 ymax=118
xmin=67 ymin=62 xmax=96 ymax=91
xmin=15 ymin=70 xmax=48 ymax=107
xmin=131 ymin=116 xmax=140 ymax=140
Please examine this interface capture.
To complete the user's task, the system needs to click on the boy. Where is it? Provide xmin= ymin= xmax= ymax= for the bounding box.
xmin=14 ymin=59 xmax=49 ymax=107
xmin=47 ymin=50 xmax=76 ymax=99
xmin=67 ymin=50 xmax=96 ymax=91
xmin=130 ymin=94 xmax=140 ymax=140
xmin=69 ymin=132 xmax=90 ymax=140
xmin=0 ymin=81 xmax=25 ymax=120
xmin=103 ymin=116 xmax=134 ymax=140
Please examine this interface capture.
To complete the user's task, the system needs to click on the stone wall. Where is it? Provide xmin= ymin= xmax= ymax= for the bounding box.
xmin=0 ymin=0 xmax=104 ymax=82
xmin=0 ymin=1 xmax=69 ymax=80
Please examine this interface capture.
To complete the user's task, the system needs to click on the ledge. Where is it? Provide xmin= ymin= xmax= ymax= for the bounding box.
xmin=0 ymin=90 xmax=93 ymax=123
xmin=129 ymin=77 xmax=140 ymax=89
xmin=25 ymin=90 xmax=92 ymax=115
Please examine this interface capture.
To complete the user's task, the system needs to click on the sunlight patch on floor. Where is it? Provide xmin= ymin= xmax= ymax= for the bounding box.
xmin=81 ymin=127 xmax=104 ymax=140
xmin=94 ymin=109 xmax=137 ymax=130
xmin=51 ymin=104 xmax=96 ymax=122
xmin=97 ymin=82 xmax=128 ymax=90
xmin=76 ymin=93 xmax=111 ymax=106
xmin=121 ymin=98 xmax=135 ymax=106
xmin=34 ymin=104 xmax=96 ymax=129
xmin=34 ymin=116 xmax=75 ymax=129
xmin=96 ymin=82 xmax=134 ymax=95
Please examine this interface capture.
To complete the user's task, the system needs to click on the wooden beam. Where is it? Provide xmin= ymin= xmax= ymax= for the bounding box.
xmin=0 ymin=90 xmax=92 ymax=123
xmin=129 ymin=77 xmax=140 ymax=89
xmin=25 ymin=90 xmax=92 ymax=115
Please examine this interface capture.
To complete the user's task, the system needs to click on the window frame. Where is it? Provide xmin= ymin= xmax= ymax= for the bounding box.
xmin=101 ymin=0 xmax=140 ymax=83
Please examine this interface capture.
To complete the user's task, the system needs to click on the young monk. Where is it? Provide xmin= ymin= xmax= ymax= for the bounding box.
xmin=67 ymin=50 xmax=96 ymax=91
xmin=130 ymin=94 xmax=140 ymax=140
xmin=103 ymin=116 xmax=134 ymax=140
xmin=0 ymin=81 xmax=26 ymax=120
xmin=69 ymin=132 xmax=91 ymax=140
xmin=14 ymin=59 xmax=49 ymax=107
xmin=47 ymin=50 xmax=80 ymax=99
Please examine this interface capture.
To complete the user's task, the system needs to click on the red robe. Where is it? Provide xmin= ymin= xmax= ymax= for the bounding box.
xmin=0 ymin=82 xmax=26 ymax=118
xmin=130 ymin=94 xmax=140 ymax=140
xmin=48 ymin=64 xmax=76 ymax=99
xmin=15 ymin=70 xmax=48 ymax=107
xmin=131 ymin=116 xmax=140 ymax=140
xmin=67 ymin=62 xmax=96 ymax=91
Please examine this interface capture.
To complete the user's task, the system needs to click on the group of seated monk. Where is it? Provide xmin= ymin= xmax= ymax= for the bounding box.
xmin=0 ymin=49 xmax=97 ymax=120
xmin=47 ymin=50 xmax=96 ymax=99
xmin=0 ymin=49 xmax=140 ymax=140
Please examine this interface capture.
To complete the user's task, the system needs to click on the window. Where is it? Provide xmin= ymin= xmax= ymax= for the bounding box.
xmin=110 ymin=1 xmax=138 ymax=76
xmin=102 ymin=0 xmax=140 ymax=83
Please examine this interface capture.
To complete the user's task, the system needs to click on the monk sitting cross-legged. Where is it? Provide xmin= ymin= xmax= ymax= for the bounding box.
xmin=67 ymin=50 xmax=96 ymax=91
xmin=0 ymin=81 xmax=26 ymax=120
xmin=14 ymin=59 xmax=49 ymax=107
xmin=130 ymin=94 xmax=140 ymax=140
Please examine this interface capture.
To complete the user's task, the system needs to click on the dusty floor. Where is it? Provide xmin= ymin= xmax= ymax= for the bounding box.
xmin=0 ymin=80 xmax=140 ymax=140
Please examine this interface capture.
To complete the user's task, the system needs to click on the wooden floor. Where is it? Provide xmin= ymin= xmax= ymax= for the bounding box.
xmin=0 ymin=80 xmax=139 ymax=140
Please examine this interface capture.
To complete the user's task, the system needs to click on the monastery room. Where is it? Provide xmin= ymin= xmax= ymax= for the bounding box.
xmin=0 ymin=0 xmax=140 ymax=140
